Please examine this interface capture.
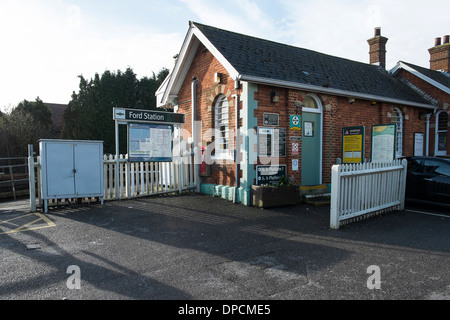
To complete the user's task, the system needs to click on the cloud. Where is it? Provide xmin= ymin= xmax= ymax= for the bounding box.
xmin=1 ymin=0 xmax=448 ymax=111
xmin=0 ymin=0 xmax=183 ymax=109
xmin=178 ymin=0 xmax=279 ymax=40
xmin=277 ymin=0 xmax=449 ymax=68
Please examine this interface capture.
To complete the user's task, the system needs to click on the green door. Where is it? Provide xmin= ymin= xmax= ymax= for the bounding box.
xmin=301 ymin=112 xmax=321 ymax=186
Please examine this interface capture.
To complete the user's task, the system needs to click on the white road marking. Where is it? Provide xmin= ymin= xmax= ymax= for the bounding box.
xmin=405 ymin=209 xmax=450 ymax=218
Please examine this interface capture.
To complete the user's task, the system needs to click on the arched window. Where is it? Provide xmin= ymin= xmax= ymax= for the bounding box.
xmin=302 ymin=95 xmax=322 ymax=113
xmin=391 ymin=108 xmax=403 ymax=158
xmin=436 ymin=111 xmax=448 ymax=156
xmin=214 ymin=95 xmax=229 ymax=157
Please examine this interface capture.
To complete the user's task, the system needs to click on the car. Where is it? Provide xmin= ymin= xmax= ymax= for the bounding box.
xmin=403 ymin=156 xmax=450 ymax=205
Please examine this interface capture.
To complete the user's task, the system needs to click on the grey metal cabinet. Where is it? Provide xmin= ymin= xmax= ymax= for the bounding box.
xmin=39 ymin=140 xmax=104 ymax=212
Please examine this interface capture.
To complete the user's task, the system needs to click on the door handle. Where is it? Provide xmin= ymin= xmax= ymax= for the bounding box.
xmin=73 ymin=169 xmax=77 ymax=174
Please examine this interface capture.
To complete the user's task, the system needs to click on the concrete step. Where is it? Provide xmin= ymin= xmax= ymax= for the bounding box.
xmin=303 ymin=193 xmax=331 ymax=207
xmin=300 ymin=185 xmax=331 ymax=206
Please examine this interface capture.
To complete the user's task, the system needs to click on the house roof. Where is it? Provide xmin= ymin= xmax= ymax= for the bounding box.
xmin=159 ymin=22 xmax=436 ymax=109
xmin=391 ymin=61 xmax=450 ymax=95
xmin=45 ymin=103 xmax=67 ymax=131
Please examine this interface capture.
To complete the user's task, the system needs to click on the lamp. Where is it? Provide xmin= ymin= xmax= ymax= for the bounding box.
xmin=271 ymin=90 xmax=280 ymax=103
xmin=214 ymin=73 xmax=222 ymax=84
xmin=348 ymin=98 xmax=355 ymax=104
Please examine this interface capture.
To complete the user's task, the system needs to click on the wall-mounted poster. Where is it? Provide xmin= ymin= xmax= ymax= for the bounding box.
xmin=304 ymin=121 xmax=314 ymax=137
xmin=414 ymin=132 xmax=424 ymax=156
xmin=264 ymin=113 xmax=279 ymax=126
xmin=128 ymin=123 xmax=173 ymax=162
xmin=292 ymin=159 xmax=299 ymax=171
xmin=342 ymin=126 xmax=364 ymax=163
xmin=258 ymin=127 xmax=286 ymax=157
xmin=371 ymin=124 xmax=396 ymax=162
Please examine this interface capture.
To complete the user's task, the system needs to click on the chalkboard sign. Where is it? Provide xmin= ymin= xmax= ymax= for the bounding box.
xmin=256 ymin=165 xmax=287 ymax=185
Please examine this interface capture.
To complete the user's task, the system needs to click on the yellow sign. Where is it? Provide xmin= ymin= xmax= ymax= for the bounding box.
xmin=343 ymin=127 xmax=364 ymax=163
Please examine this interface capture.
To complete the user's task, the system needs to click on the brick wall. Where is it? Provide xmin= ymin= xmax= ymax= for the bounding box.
xmin=176 ymin=43 xmax=240 ymax=186
xmin=429 ymin=43 xmax=450 ymax=73
xmin=176 ymin=43 xmax=432 ymax=188
xmin=396 ymin=68 xmax=450 ymax=156
xmin=251 ymin=86 xmax=427 ymax=185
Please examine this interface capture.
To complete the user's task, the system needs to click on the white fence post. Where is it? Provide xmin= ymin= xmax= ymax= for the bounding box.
xmin=330 ymin=164 xmax=341 ymax=229
xmin=399 ymin=159 xmax=408 ymax=210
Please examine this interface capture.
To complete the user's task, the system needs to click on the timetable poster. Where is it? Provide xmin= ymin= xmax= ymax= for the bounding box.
xmin=371 ymin=124 xmax=396 ymax=162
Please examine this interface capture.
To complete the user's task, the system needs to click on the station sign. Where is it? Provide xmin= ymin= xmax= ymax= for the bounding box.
xmin=113 ymin=107 xmax=185 ymax=125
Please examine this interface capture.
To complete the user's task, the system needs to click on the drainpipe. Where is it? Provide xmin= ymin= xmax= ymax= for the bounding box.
xmin=192 ymin=77 xmax=200 ymax=193
xmin=425 ymin=113 xmax=431 ymax=156
xmin=233 ymin=78 xmax=240 ymax=203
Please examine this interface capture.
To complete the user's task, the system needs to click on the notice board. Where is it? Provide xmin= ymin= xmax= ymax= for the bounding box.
xmin=371 ymin=124 xmax=396 ymax=162
xmin=414 ymin=132 xmax=424 ymax=156
xmin=258 ymin=127 xmax=286 ymax=157
xmin=128 ymin=123 xmax=173 ymax=162
xmin=342 ymin=126 xmax=364 ymax=163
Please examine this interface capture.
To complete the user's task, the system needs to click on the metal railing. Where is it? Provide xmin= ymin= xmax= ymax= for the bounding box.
xmin=0 ymin=157 xmax=30 ymax=200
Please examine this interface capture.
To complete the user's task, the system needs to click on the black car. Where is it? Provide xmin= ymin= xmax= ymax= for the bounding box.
xmin=404 ymin=156 xmax=450 ymax=205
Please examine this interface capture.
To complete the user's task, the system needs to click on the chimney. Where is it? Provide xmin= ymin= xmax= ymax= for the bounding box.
xmin=429 ymin=35 xmax=450 ymax=73
xmin=367 ymin=27 xmax=388 ymax=69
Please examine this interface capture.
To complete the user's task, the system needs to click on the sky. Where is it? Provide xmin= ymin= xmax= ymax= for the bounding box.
xmin=1 ymin=0 xmax=449 ymax=112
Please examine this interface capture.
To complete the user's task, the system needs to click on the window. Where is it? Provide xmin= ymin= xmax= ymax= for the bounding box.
xmin=214 ymin=95 xmax=230 ymax=157
xmin=391 ymin=108 xmax=403 ymax=158
xmin=303 ymin=96 xmax=318 ymax=109
xmin=302 ymin=95 xmax=322 ymax=113
xmin=436 ymin=111 xmax=448 ymax=156
xmin=423 ymin=159 xmax=450 ymax=177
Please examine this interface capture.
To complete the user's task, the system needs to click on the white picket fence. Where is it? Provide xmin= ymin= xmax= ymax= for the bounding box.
xmin=30 ymin=153 xmax=196 ymax=211
xmin=102 ymin=154 xmax=196 ymax=200
xmin=330 ymin=159 xmax=407 ymax=229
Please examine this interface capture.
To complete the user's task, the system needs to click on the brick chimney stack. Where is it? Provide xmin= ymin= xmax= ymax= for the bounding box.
xmin=429 ymin=35 xmax=450 ymax=73
xmin=367 ymin=27 xmax=388 ymax=69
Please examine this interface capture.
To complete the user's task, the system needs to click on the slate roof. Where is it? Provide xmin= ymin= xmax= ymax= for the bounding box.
xmin=400 ymin=61 xmax=450 ymax=89
xmin=194 ymin=22 xmax=432 ymax=106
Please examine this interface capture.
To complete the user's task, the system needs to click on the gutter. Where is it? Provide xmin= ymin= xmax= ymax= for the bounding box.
xmin=238 ymin=74 xmax=437 ymax=110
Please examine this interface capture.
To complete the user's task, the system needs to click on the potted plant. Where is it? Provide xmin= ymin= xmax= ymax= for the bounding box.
xmin=251 ymin=176 xmax=300 ymax=208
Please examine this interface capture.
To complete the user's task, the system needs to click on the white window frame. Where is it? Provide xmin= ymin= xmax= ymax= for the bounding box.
xmin=391 ymin=108 xmax=403 ymax=158
xmin=435 ymin=110 xmax=448 ymax=156
xmin=213 ymin=95 xmax=232 ymax=160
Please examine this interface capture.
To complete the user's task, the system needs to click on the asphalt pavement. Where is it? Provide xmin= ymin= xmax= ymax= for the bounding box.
xmin=0 ymin=193 xmax=449 ymax=302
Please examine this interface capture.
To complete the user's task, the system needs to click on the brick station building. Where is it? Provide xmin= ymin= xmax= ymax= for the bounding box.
xmin=157 ymin=22 xmax=449 ymax=206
